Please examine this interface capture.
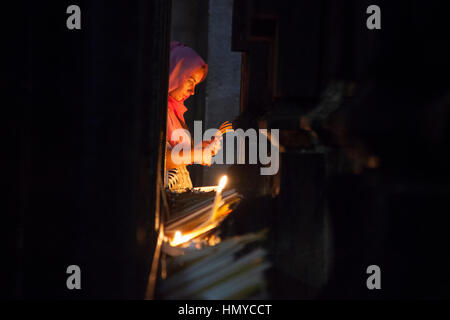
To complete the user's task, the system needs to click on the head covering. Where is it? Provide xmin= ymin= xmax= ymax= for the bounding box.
xmin=169 ymin=41 xmax=208 ymax=93
xmin=166 ymin=42 xmax=208 ymax=149
xmin=168 ymin=41 xmax=208 ymax=123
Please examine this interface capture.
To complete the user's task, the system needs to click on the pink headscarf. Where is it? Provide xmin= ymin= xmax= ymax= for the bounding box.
xmin=168 ymin=41 xmax=208 ymax=123
xmin=169 ymin=41 xmax=208 ymax=93
xmin=167 ymin=41 xmax=208 ymax=147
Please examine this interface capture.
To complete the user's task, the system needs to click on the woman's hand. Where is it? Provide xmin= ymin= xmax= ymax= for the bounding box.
xmin=200 ymin=149 xmax=212 ymax=166
xmin=199 ymin=137 xmax=222 ymax=156
xmin=192 ymin=144 xmax=212 ymax=166
xmin=209 ymin=136 xmax=222 ymax=156
xmin=200 ymin=139 xmax=213 ymax=148
xmin=191 ymin=136 xmax=223 ymax=166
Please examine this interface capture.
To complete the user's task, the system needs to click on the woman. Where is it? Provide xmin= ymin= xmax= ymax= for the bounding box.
xmin=165 ymin=41 xmax=217 ymax=190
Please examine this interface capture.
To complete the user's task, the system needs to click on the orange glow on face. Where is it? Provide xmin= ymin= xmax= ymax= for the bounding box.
xmin=169 ymin=67 xmax=206 ymax=101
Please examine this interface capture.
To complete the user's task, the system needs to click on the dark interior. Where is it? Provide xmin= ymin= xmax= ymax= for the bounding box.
xmin=5 ymin=0 xmax=450 ymax=299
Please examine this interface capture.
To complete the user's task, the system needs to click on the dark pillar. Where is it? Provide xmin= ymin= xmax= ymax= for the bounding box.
xmin=8 ymin=0 xmax=170 ymax=299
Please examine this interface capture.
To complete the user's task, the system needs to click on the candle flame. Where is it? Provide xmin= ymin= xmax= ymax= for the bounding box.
xmin=169 ymin=224 xmax=218 ymax=247
xmin=166 ymin=176 xmax=231 ymax=247
xmin=218 ymin=175 xmax=228 ymax=193
xmin=173 ymin=231 xmax=182 ymax=243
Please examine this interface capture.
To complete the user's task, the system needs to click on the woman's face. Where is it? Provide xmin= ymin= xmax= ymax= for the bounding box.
xmin=169 ymin=67 xmax=205 ymax=102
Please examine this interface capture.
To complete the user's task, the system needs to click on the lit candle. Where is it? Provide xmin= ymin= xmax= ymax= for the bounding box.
xmin=173 ymin=231 xmax=182 ymax=244
xmin=168 ymin=176 xmax=229 ymax=247
xmin=211 ymin=175 xmax=228 ymax=220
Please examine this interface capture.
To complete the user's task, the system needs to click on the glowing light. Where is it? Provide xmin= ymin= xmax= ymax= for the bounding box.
xmin=169 ymin=224 xmax=218 ymax=247
xmin=211 ymin=175 xmax=228 ymax=221
xmin=173 ymin=231 xmax=182 ymax=244
xmin=217 ymin=175 xmax=228 ymax=194
xmin=166 ymin=175 xmax=232 ymax=247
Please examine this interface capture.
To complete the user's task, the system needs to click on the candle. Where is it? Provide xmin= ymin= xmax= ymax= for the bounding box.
xmin=211 ymin=175 xmax=228 ymax=220
xmin=167 ymin=176 xmax=229 ymax=247
xmin=217 ymin=175 xmax=228 ymax=193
